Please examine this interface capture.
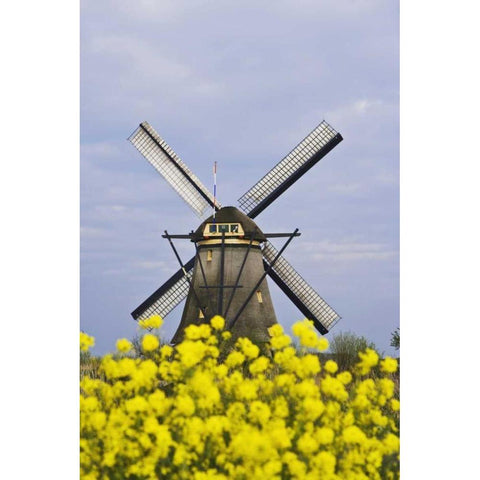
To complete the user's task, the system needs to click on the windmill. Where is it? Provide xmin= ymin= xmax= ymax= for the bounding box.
xmin=129 ymin=120 xmax=343 ymax=343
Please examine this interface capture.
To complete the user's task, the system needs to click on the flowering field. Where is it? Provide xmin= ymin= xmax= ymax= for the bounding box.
xmin=80 ymin=317 xmax=399 ymax=480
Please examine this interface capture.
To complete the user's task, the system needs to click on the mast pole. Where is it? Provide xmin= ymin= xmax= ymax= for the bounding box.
xmin=213 ymin=161 xmax=217 ymax=223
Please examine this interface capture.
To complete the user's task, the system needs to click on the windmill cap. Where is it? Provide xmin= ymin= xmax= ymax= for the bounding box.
xmin=191 ymin=206 xmax=266 ymax=242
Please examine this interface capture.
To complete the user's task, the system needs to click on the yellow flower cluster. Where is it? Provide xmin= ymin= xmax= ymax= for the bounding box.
xmin=115 ymin=338 xmax=132 ymax=353
xmin=80 ymin=319 xmax=399 ymax=479
xmin=139 ymin=314 xmax=163 ymax=330
xmin=80 ymin=331 xmax=95 ymax=352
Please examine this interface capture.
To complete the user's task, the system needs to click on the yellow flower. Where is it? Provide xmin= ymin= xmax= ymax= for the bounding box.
xmin=225 ymin=351 xmax=245 ymax=368
xmin=176 ymin=340 xmax=208 ymax=368
xmin=342 ymin=425 xmax=367 ymax=444
xmin=381 ymin=356 xmax=398 ymax=373
xmin=88 ymin=411 xmax=106 ymax=430
xmin=227 ymin=401 xmax=246 ymax=420
xmin=138 ymin=314 xmax=163 ymax=329
xmin=317 ymin=337 xmax=329 ymax=351
xmin=302 ymin=397 xmax=325 ymax=421
xmin=268 ymin=324 xmax=284 ymax=337
xmin=286 ymin=455 xmax=307 ymax=477
xmin=337 ymin=371 xmax=352 ymax=385
xmin=229 ymin=427 xmax=276 ymax=462
xmin=175 ymin=394 xmax=196 ymax=416
xmin=189 ymin=370 xmax=221 ymax=409
xmin=357 ymin=348 xmax=379 ymax=375
xmin=299 ymin=354 xmax=321 ymax=377
xmin=390 ymin=399 xmax=400 ymax=411
xmin=221 ymin=331 xmax=232 ymax=340
xmin=125 ymin=395 xmax=149 ymax=413
xmin=292 ymin=319 xmax=318 ymax=348
xmin=270 ymin=420 xmax=291 ymax=448
xmin=273 ymin=397 xmax=289 ymax=418
xmin=160 ymin=344 xmax=173 ymax=359
xmin=80 ymin=331 xmax=95 ymax=351
xmin=324 ymin=359 xmax=338 ymax=374
xmin=378 ymin=378 xmax=395 ymax=399
xmin=297 ymin=433 xmax=318 ymax=454
xmin=204 ymin=416 xmax=227 ymax=436
xmin=293 ymin=379 xmax=318 ymax=398
xmin=352 ymin=393 xmax=371 ymax=410
xmin=235 ymin=379 xmax=258 ymax=400
xmin=263 ymin=460 xmax=282 ymax=476
xmin=315 ymin=427 xmax=335 ymax=445
xmin=273 ymin=347 xmax=300 ymax=373
xmin=248 ymin=401 xmax=271 ymax=424
xmin=142 ymin=334 xmax=160 ymax=352
xmin=117 ymin=357 xmax=136 ymax=377
xmin=210 ymin=315 xmax=225 ymax=330
xmin=80 ymin=395 xmax=99 ymax=412
xmin=249 ymin=356 xmax=270 ymax=375
xmin=116 ymin=338 xmax=133 ymax=353
xmin=147 ymin=390 xmax=169 ymax=416
xmin=321 ymin=375 xmax=349 ymax=401
xmin=383 ymin=433 xmax=400 ymax=454
xmin=312 ymin=451 xmax=336 ymax=474
xmin=370 ymin=408 xmax=388 ymax=426
xmin=270 ymin=333 xmax=292 ymax=349
xmin=236 ymin=337 xmax=260 ymax=359
xmin=185 ymin=324 xmax=207 ymax=340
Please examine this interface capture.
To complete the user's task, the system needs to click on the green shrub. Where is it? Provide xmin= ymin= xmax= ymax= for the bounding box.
xmin=327 ymin=331 xmax=378 ymax=372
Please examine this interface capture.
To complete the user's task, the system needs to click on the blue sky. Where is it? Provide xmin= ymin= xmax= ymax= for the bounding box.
xmin=80 ymin=0 xmax=399 ymax=355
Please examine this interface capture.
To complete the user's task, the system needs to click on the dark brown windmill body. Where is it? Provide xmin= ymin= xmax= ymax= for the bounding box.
xmin=129 ymin=120 xmax=344 ymax=343
xmin=172 ymin=207 xmax=277 ymax=343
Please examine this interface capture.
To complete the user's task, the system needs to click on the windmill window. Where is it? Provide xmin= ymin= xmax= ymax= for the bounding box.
xmin=209 ymin=224 xmax=217 ymax=233
xmin=256 ymin=291 xmax=263 ymax=303
xmin=218 ymin=224 xmax=229 ymax=233
xmin=207 ymin=250 xmax=213 ymax=262
xmin=199 ymin=309 xmax=205 ymax=319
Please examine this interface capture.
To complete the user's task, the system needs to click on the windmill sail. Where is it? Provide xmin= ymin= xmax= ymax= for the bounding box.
xmin=238 ymin=121 xmax=342 ymax=219
xmin=131 ymin=258 xmax=195 ymax=321
xmin=262 ymin=241 xmax=340 ymax=334
xmin=129 ymin=119 xmax=343 ymax=332
xmin=129 ymin=122 xmax=220 ymax=218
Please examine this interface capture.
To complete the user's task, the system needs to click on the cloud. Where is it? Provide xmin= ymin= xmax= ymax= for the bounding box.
xmin=273 ymin=0 xmax=384 ymax=16
xmin=134 ymin=260 xmax=170 ymax=270
xmin=80 ymin=226 xmax=111 ymax=239
xmin=299 ymin=240 xmax=397 ymax=262
xmin=82 ymin=33 xmax=226 ymax=124
xmin=81 ymin=141 xmax=121 ymax=160
xmin=326 ymin=98 xmax=396 ymax=127
xmin=82 ymin=0 xmax=385 ymax=25
xmin=328 ymin=182 xmax=364 ymax=195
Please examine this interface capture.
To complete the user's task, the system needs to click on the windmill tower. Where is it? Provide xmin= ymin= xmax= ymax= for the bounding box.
xmin=129 ymin=120 xmax=343 ymax=343
xmin=172 ymin=206 xmax=279 ymax=343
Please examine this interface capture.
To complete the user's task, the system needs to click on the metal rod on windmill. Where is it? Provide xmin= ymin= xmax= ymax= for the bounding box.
xmin=163 ymin=230 xmax=207 ymax=320
xmin=213 ymin=161 xmax=217 ymax=224
xmin=227 ymin=228 xmax=299 ymax=330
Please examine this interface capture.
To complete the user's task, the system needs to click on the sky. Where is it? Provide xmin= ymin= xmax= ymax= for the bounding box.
xmin=80 ymin=0 xmax=399 ymax=355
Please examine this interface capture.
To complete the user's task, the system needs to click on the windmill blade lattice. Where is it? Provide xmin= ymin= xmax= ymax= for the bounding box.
xmin=131 ymin=258 xmax=194 ymax=321
xmin=237 ymin=121 xmax=342 ymax=219
xmin=129 ymin=122 xmax=220 ymax=218
xmin=262 ymin=241 xmax=340 ymax=334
